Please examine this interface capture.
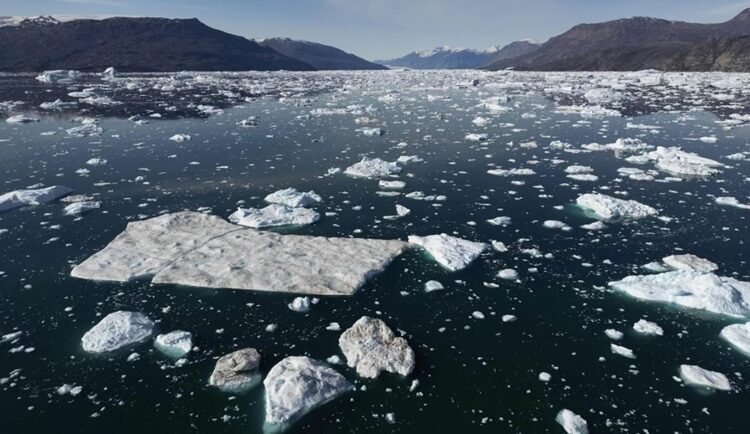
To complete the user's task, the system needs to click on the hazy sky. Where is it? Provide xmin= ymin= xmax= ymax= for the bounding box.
xmin=5 ymin=0 xmax=750 ymax=59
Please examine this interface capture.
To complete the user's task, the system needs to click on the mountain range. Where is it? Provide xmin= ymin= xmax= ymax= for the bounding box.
xmin=377 ymin=40 xmax=540 ymax=69
xmin=255 ymin=37 xmax=386 ymax=70
xmin=487 ymin=8 xmax=750 ymax=71
xmin=3 ymin=10 xmax=750 ymax=73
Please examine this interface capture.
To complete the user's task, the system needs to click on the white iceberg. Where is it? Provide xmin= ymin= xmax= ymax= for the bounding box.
xmin=609 ymin=270 xmax=750 ymax=318
xmin=641 ymin=146 xmax=723 ymax=177
xmin=228 ymin=204 xmax=320 ymax=228
xmin=264 ymin=188 xmax=322 ymax=208
xmin=576 ymin=193 xmax=657 ymax=220
xmin=720 ymin=322 xmax=750 ymax=357
xmin=344 ymin=157 xmax=401 ymax=179
xmin=63 ymin=201 xmax=101 ymax=215
xmin=0 ymin=186 xmax=73 ymax=212
xmin=264 ymin=356 xmax=352 ymax=427
xmin=154 ymin=330 xmax=193 ymax=359
xmin=633 ymin=319 xmax=663 ymax=336
xmin=408 ymin=234 xmax=487 ymax=271
xmin=662 ymin=254 xmax=718 ymax=272
xmin=555 ymin=409 xmax=589 ymax=434
xmin=81 ymin=311 xmax=154 ymax=353
xmin=338 ymin=316 xmax=415 ymax=379
xmin=679 ymin=364 xmax=731 ymax=391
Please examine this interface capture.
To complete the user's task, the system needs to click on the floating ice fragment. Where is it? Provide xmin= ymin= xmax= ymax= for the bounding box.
xmin=720 ymin=322 xmax=750 ymax=357
xmin=339 ymin=316 xmax=415 ymax=379
xmin=264 ymin=188 xmax=322 ymax=208
xmin=610 ymin=270 xmax=750 ymax=318
xmin=633 ymin=319 xmax=663 ymax=336
xmin=344 ymin=157 xmax=401 ymax=179
xmin=0 ymin=186 xmax=73 ymax=212
xmin=229 ymin=204 xmax=320 ymax=228
xmin=679 ymin=365 xmax=731 ymax=391
xmin=209 ymin=348 xmax=261 ymax=393
xmin=154 ymin=331 xmax=193 ymax=359
xmin=264 ymin=356 xmax=352 ymax=427
xmin=662 ymin=254 xmax=718 ymax=272
xmin=81 ymin=311 xmax=154 ymax=353
xmin=555 ymin=409 xmax=589 ymax=434
xmin=576 ymin=193 xmax=657 ymax=220
xmin=408 ymin=234 xmax=487 ymax=271
xmin=611 ymin=343 xmax=635 ymax=359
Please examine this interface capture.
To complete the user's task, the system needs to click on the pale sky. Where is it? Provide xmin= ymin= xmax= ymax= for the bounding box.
xmin=4 ymin=0 xmax=750 ymax=60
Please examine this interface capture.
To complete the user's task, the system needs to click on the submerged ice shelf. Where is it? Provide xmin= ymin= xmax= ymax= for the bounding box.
xmin=72 ymin=211 xmax=409 ymax=296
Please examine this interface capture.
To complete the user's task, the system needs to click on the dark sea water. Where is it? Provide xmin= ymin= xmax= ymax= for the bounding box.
xmin=1 ymin=71 xmax=749 ymax=434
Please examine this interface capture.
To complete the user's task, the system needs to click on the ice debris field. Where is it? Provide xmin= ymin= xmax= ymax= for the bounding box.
xmin=0 ymin=69 xmax=749 ymax=433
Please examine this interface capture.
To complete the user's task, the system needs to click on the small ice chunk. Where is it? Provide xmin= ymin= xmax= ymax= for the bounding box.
xmin=633 ymin=319 xmax=663 ymax=336
xmin=338 ymin=316 xmax=415 ymax=378
xmin=424 ymin=280 xmax=444 ymax=292
xmin=539 ymin=372 xmax=551 ymax=382
xmin=169 ymin=134 xmax=191 ymax=142
xmin=679 ymin=365 xmax=731 ymax=391
xmin=408 ymin=234 xmax=487 ymax=271
xmin=395 ymin=204 xmax=410 ymax=217
xmin=605 ymin=329 xmax=623 ymax=340
xmin=288 ymin=296 xmax=312 ymax=313
xmin=154 ymin=330 xmax=193 ymax=359
xmin=81 ymin=311 xmax=154 ymax=353
xmin=611 ymin=343 xmax=635 ymax=359
xmin=497 ymin=269 xmax=518 ymax=280
xmin=64 ymin=201 xmax=101 ymax=215
xmin=555 ymin=409 xmax=589 ymax=434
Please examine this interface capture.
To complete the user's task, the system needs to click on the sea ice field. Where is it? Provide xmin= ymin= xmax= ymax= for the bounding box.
xmin=1 ymin=69 xmax=749 ymax=433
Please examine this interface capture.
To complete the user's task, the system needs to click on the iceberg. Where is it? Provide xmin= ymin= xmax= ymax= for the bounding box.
xmin=72 ymin=212 xmax=408 ymax=296
xmin=264 ymin=188 xmax=322 ymax=208
xmin=576 ymin=193 xmax=657 ymax=220
xmin=63 ymin=201 xmax=101 ymax=215
xmin=679 ymin=365 xmax=731 ymax=391
xmin=720 ymin=322 xmax=750 ymax=357
xmin=264 ymin=356 xmax=352 ymax=427
xmin=338 ymin=316 xmax=415 ymax=379
xmin=154 ymin=330 xmax=193 ymax=359
xmin=555 ymin=409 xmax=589 ymax=434
xmin=408 ymin=234 xmax=487 ymax=271
xmin=344 ymin=157 xmax=401 ymax=179
xmin=609 ymin=270 xmax=750 ymax=318
xmin=209 ymin=348 xmax=261 ymax=393
xmin=81 ymin=311 xmax=154 ymax=353
xmin=0 ymin=186 xmax=73 ymax=212
xmin=641 ymin=147 xmax=723 ymax=177
xmin=633 ymin=319 xmax=663 ymax=336
xmin=662 ymin=254 xmax=718 ymax=272
xmin=228 ymin=204 xmax=320 ymax=228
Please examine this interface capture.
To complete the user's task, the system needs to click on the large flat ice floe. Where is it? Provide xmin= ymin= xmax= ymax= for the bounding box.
xmin=81 ymin=311 xmax=154 ymax=353
xmin=641 ymin=147 xmax=724 ymax=177
xmin=609 ymin=270 xmax=750 ymax=318
xmin=263 ymin=356 xmax=352 ymax=427
xmin=0 ymin=186 xmax=73 ymax=212
xmin=408 ymin=234 xmax=487 ymax=271
xmin=264 ymin=188 xmax=322 ymax=208
xmin=576 ymin=193 xmax=658 ymax=220
xmin=72 ymin=212 xmax=408 ymax=296
xmin=344 ymin=157 xmax=401 ymax=179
